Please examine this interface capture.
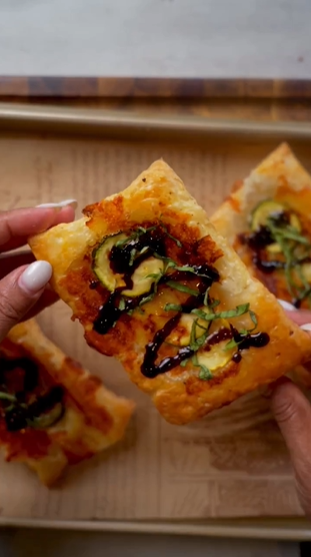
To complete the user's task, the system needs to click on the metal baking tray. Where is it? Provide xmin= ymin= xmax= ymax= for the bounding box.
xmin=0 ymin=102 xmax=311 ymax=541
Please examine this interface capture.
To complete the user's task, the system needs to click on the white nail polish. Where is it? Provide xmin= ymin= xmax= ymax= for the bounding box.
xmin=19 ymin=261 xmax=52 ymax=294
xmin=277 ymin=299 xmax=296 ymax=311
xmin=36 ymin=199 xmax=77 ymax=209
xmin=301 ymin=324 xmax=311 ymax=332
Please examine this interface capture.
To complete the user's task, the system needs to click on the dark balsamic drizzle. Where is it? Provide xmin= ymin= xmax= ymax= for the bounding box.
xmin=142 ymin=284 xmax=216 ymax=379
xmin=5 ymin=386 xmax=64 ymax=432
xmin=0 ymin=357 xmax=64 ymax=432
xmin=208 ymin=327 xmax=269 ymax=350
xmin=233 ymin=329 xmax=270 ymax=349
xmin=143 ymin=323 xmax=269 ymax=379
xmin=239 ymin=226 xmax=285 ymax=273
xmin=240 ymin=212 xmax=290 ymax=274
xmin=207 ymin=328 xmax=233 ymax=346
xmin=143 ymin=315 xmax=195 ymax=378
xmin=93 ymin=227 xmax=167 ymax=334
xmin=91 ymin=224 xmax=270 ymax=379
xmin=241 ymin=210 xmax=311 ymax=307
xmin=0 ymin=357 xmax=38 ymax=393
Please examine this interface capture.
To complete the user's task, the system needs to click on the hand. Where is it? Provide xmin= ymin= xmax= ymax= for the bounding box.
xmin=0 ymin=201 xmax=76 ymax=343
xmin=271 ymin=303 xmax=311 ymax=517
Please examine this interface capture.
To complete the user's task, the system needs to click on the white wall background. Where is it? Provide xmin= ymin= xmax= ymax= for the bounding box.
xmin=0 ymin=0 xmax=310 ymax=78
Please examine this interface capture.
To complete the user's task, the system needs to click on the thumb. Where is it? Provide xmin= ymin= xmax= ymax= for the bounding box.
xmin=271 ymin=378 xmax=311 ymax=516
xmin=0 ymin=261 xmax=52 ymax=340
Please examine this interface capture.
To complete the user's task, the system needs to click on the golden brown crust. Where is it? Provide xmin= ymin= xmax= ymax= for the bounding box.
xmin=29 ymin=160 xmax=311 ymax=424
xmin=0 ymin=320 xmax=134 ymax=485
xmin=211 ymin=143 xmax=311 ymax=387
xmin=212 ymin=143 xmax=311 ymax=240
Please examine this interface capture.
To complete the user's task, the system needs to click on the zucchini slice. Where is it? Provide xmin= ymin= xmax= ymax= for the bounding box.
xmin=122 ymin=257 xmax=164 ymax=297
xmin=93 ymin=234 xmax=164 ymax=297
xmin=196 ymin=339 xmax=234 ymax=372
xmin=251 ymin=199 xmax=302 ymax=234
xmin=27 ymin=401 xmax=64 ymax=430
xmin=266 ymin=242 xmax=282 ymax=254
xmin=300 ymin=262 xmax=311 ymax=283
xmin=167 ymin=307 xmax=214 ymax=347
xmin=290 ymin=213 xmax=302 ymax=232
xmin=168 ymin=312 xmax=207 ymax=347
xmin=251 ymin=200 xmax=286 ymax=232
xmin=93 ymin=233 xmax=127 ymax=292
xmin=168 ymin=311 xmax=234 ymax=371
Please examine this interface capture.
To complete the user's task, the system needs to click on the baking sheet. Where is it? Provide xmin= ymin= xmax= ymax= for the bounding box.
xmin=0 ymin=103 xmax=311 ymax=539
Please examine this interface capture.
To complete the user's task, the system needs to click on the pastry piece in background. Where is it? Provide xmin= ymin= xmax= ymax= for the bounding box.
xmin=211 ymin=143 xmax=311 ymax=310
xmin=29 ymin=160 xmax=311 ymax=425
xmin=211 ymin=143 xmax=311 ymax=388
xmin=0 ymin=319 xmax=134 ymax=485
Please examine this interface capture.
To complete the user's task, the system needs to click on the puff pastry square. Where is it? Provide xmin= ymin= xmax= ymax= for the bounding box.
xmin=29 ymin=160 xmax=311 ymax=424
xmin=211 ymin=143 xmax=311 ymax=307
xmin=0 ymin=319 xmax=134 ymax=485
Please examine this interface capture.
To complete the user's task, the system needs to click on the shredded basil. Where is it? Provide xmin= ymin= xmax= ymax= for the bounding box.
xmin=198 ymin=368 xmax=213 ymax=381
xmin=249 ymin=310 xmax=258 ymax=329
xmin=190 ymin=318 xmax=210 ymax=352
xmin=224 ymin=338 xmax=238 ymax=351
xmin=165 ymin=303 xmax=183 ymax=312
xmin=115 ymin=225 xmax=156 ymax=248
xmin=191 ymin=354 xmax=213 ymax=380
xmin=146 ymin=272 xmax=162 ymax=280
xmin=0 ymin=392 xmax=17 ymax=403
xmin=139 ymin=292 xmax=156 ymax=306
xmin=160 ymin=222 xmax=182 ymax=247
xmin=167 ymin=281 xmax=199 ymax=296
xmin=265 ymin=214 xmax=311 ymax=304
xmin=129 ymin=248 xmax=137 ymax=267
xmin=191 ymin=303 xmax=249 ymax=323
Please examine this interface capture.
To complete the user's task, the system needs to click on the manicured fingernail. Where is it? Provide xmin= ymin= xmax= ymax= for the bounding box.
xmin=277 ymin=299 xmax=295 ymax=311
xmin=301 ymin=323 xmax=311 ymax=332
xmin=36 ymin=199 xmax=77 ymax=210
xmin=19 ymin=261 xmax=52 ymax=295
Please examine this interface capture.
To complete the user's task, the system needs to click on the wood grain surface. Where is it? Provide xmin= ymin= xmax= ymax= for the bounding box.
xmin=1 ymin=77 xmax=311 ymax=99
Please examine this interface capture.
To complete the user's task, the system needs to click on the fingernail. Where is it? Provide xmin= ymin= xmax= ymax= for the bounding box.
xmin=277 ymin=299 xmax=296 ymax=311
xmin=19 ymin=261 xmax=52 ymax=295
xmin=36 ymin=199 xmax=77 ymax=210
xmin=301 ymin=323 xmax=311 ymax=332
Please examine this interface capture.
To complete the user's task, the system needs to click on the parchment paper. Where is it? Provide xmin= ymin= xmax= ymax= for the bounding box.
xmin=1 ymin=135 xmax=308 ymax=521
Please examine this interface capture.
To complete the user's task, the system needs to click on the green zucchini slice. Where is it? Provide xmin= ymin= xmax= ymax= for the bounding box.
xmin=93 ymin=233 xmax=127 ymax=292
xmin=122 ymin=258 xmax=164 ymax=297
xmin=27 ymin=401 xmax=64 ymax=430
xmin=251 ymin=200 xmax=286 ymax=232
xmin=93 ymin=234 xmax=164 ymax=297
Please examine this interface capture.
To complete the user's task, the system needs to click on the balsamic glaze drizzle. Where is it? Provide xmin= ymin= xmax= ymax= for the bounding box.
xmin=0 ymin=357 xmax=38 ymax=392
xmin=0 ymin=357 xmax=64 ymax=432
xmin=240 ymin=212 xmax=290 ymax=274
xmin=92 ymin=224 xmax=270 ymax=379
